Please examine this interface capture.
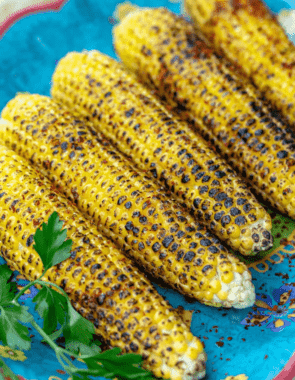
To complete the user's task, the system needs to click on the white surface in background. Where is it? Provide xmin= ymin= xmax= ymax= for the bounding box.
xmin=279 ymin=8 xmax=295 ymax=39
xmin=0 ymin=0 xmax=54 ymax=24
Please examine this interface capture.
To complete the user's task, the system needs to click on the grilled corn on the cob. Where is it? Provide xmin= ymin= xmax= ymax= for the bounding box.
xmin=51 ymin=50 xmax=272 ymax=256
xmin=184 ymin=0 xmax=295 ymax=126
xmin=0 ymin=94 xmax=256 ymax=309
xmin=113 ymin=7 xmax=295 ymax=221
xmin=0 ymin=144 xmax=206 ymax=380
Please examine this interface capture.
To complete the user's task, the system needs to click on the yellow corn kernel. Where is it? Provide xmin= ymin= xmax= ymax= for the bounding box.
xmin=217 ymin=290 xmax=229 ymax=300
xmin=51 ymin=50 xmax=273 ymax=256
xmin=113 ymin=7 xmax=295 ymax=224
xmin=184 ymin=0 xmax=295 ymax=126
xmin=0 ymin=94 xmax=256 ymax=309
xmin=221 ymin=271 xmax=234 ymax=284
xmin=209 ymin=279 xmax=222 ymax=293
xmin=0 ymin=145 xmax=206 ymax=380
xmin=203 ymin=291 xmax=214 ymax=301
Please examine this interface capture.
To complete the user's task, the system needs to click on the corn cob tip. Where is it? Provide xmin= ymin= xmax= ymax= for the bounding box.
xmin=113 ymin=1 xmax=140 ymax=22
xmin=212 ymin=266 xmax=255 ymax=309
xmin=242 ymin=218 xmax=273 ymax=255
xmin=184 ymin=0 xmax=271 ymax=25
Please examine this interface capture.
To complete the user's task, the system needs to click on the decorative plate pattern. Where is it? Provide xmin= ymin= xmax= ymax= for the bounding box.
xmin=0 ymin=0 xmax=295 ymax=379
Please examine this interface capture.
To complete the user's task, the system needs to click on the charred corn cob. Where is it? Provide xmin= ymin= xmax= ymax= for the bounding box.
xmin=51 ymin=50 xmax=272 ymax=256
xmin=0 ymin=94 xmax=255 ymax=309
xmin=113 ymin=7 xmax=295 ymax=221
xmin=184 ymin=0 xmax=295 ymax=126
xmin=0 ymin=144 xmax=206 ymax=380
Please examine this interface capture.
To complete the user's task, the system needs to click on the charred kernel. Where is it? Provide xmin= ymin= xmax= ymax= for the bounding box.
xmin=118 ymin=196 xmax=127 ymax=205
xmin=221 ymin=215 xmax=231 ymax=227
xmin=209 ymin=188 xmax=218 ymax=197
xmin=61 ymin=142 xmax=68 ymax=150
xmin=224 ymin=198 xmax=234 ymax=208
xmin=125 ymin=201 xmax=132 ymax=209
xmin=256 ymin=143 xmax=265 ymax=151
xmin=195 ymin=172 xmax=204 ymax=180
xmin=215 ymin=171 xmax=226 ymax=178
xmin=230 ymin=207 xmax=241 ymax=216
xmin=196 ymin=258 xmax=203 ymax=266
xmin=252 ymin=234 xmax=260 ymax=242
xmin=211 ymin=180 xmax=220 ymax=186
xmin=181 ymin=174 xmax=190 ymax=183
xmin=183 ymin=251 xmax=195 ymax=262
xmin=246 ymin=119 xmax=256 ymax=126
xmin=26 ymin=234 xmax=34 ymax=247
xmin=263 ymin=231 xmax=271 ymax=239
xmin=208 ymin=246 xmax=219 ymax=253
xmin=277 ymin=150 xmax=288 ymax=159
xmin=243 ymin=204 xmax=252 ymax=213
xmin=97 ymin=294 xmax=106 ymax=305
xmin=202 ymin=264 xmax=213 ymax=273
xmin=200 ymin=238 xmax=211 ymax=246
xmin=178 ymin=149 xmax=187 ymax=156
xmin=209 ymin=164 xmax=219 ymax=171
xmin=189 ymin=242 xmax=197 ymax=249
xmin=191 ymin=165 xmax=201 ymax=174
xmin=237 ymin=198 xmax=247 ymax=205
xmin=125 ymin=221 xmax=133 ymax=231
xmin=162 ymin=235 xmax=174 ymax=248
xmin=193 ymin=198 xmax=201 ymax=208
xmin=215 ymin=192 xmax=227 ymax=201
xmin=235 ymin=216 xmax=246 ymax=226
xmin=199 ymin=186 xmax=208 ymax=194
xmin=132 ymin=211 xmax=140 ymax=217
xmin=159 ymin=252 xmax=167 ymax=259
xmin=118 ymin=274 xmax=127 ymax=282
xmin=176 ymin=250 xmax=184 ymax=261
xmin=214 ymin=211 xmax=224 ymax=221
xmin=139 ymin=216 xmax=147 ymax=224
xmin=130 ymin=342 xmax=139 ymax=352
xmin=150 ymin=168 xmax=157 ymax=178
xmin=152 ymin=242 xmax=161 ymax=252
xmin=202 ymin=175 xmax=210 ymax=182
xmin=170 ymin=243 xmax=179 ymax=252
xmin=138 ymin=242 xmax=145 ymax=250
xmin=151 ymin=224 xmax=158 ymax=231
xmin=90 ymin=263 xmax=101 ymax=274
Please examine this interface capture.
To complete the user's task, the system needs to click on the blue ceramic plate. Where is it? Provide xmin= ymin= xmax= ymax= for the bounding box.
xmin=0 ymin=1 xmax=295 ymax=379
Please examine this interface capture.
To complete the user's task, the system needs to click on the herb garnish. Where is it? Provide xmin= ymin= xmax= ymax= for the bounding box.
xmin=0 ymin=212 xmax=153 ymax=380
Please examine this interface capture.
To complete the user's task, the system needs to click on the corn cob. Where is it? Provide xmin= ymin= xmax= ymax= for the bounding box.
xmin=112 ymin=7 xmax=295 ymax=221
xmin=51 ymin=50 xmax=273 ymax=256
xmin=0 ymin=144 xmax=207 ymax=380
xmin=183 ymin=0 xmax=295 ymax=126
xmin=0 ymin=94 xmax=255 ymax=309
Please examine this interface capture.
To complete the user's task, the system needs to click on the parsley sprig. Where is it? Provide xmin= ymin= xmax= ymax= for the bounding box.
xmin=0 ymin=212 xmax=153 ymax=380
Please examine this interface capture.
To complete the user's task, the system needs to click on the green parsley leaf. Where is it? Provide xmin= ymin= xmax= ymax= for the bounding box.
xmin=33 ymin=211 xmax=73 ymax=272
xmin=63 ymin=304 xmax=95 ymax=354
xmin=0 ymin=358 xmax=19 ymax=380
xmin=83 ymin=348 xmax=152 ymax=379
xmin=0 ymin=265 xmax=17 ymax=305
xmin=33 ymin=286 xmax=67 ymax=335
xmin=0 ymin=304 xmax=32 ymax=350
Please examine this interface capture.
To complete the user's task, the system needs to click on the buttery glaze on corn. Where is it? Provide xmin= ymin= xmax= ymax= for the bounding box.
xmin=113 ymin=7 xmax=295 ymax=221
xmin=51 ymin=50 xmax=273 ymax=256
xmin=184 ymin=0 xmax=295 ymax=126
xmin=0 ymin=94 xmax=255 ymax=309
xmin=0 ymin=145 xmax=206 ymax=380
